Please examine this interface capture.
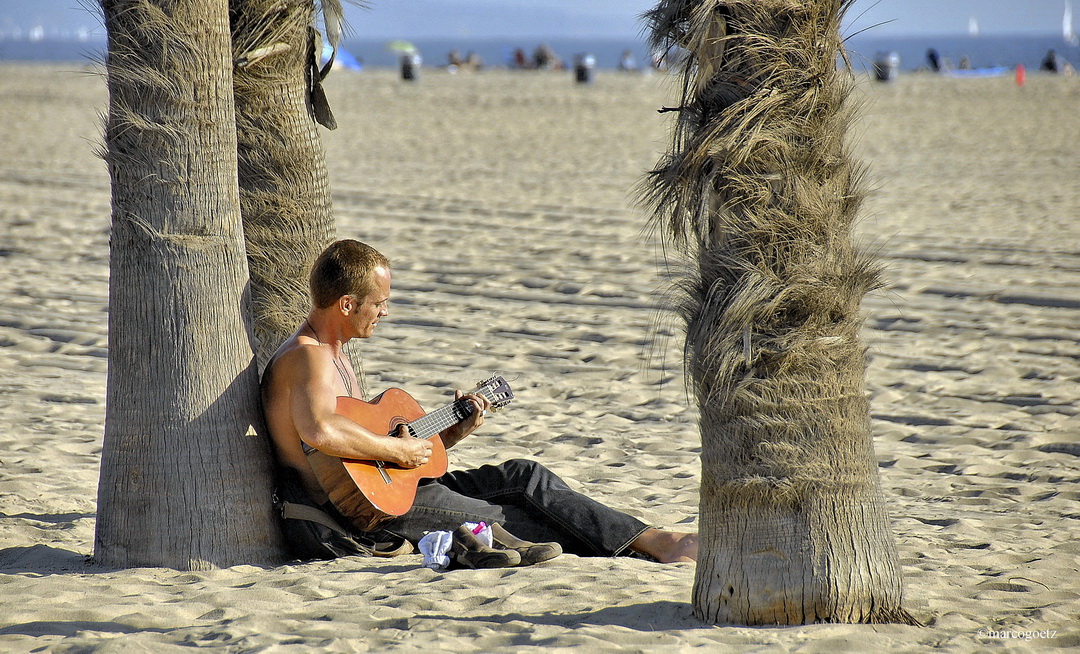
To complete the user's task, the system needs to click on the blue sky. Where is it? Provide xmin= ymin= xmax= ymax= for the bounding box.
xmin=0 ymin=0 xmax=1073 ymax=39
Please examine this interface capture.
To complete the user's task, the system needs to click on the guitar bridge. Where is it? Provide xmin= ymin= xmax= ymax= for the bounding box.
xmin=375 ymin=461 xmax=393 ymax=485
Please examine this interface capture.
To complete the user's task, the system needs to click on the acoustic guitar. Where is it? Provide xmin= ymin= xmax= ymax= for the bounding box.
xmin=307 ymin=375 xmax=515 ymax=532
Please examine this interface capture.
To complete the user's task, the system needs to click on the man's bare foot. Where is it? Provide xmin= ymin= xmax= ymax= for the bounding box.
xmin=629 ymin=528 xmax=698 ymax=563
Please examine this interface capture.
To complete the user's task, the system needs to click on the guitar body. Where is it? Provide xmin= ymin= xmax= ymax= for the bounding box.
xmin=306 ymin=389 xmax=449 ymax=532
xmin=305 ymin=376 xmax=513 ymax=533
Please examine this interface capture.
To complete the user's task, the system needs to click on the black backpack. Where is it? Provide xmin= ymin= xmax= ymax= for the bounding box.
xmin=272 ymin=466 xmax=376 ymax=560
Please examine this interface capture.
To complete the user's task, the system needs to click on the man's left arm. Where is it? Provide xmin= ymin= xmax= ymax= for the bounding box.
xmin=439 ymin=390 xmax=491 ymax=450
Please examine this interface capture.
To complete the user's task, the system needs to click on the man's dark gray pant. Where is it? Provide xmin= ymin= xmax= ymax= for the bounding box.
xmin=381 ymin=458 xmax=649 ymax=557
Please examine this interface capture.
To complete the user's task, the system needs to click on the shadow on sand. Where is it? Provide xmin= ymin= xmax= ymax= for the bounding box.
xmin=0 ymin=620 xmax=172 ymax=638
xmin=420 ymin=599 xmax=707 ymax=632
xmin=0 ymin=543 xmax=93 ymax=575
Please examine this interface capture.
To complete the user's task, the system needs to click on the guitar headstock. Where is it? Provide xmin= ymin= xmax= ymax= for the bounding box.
xmin=476 ymin=375 xmax=514 ymax=412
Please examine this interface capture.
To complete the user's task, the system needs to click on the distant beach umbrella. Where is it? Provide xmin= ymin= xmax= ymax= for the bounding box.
xmin=386 ymin=40 xmax=418 ymax=54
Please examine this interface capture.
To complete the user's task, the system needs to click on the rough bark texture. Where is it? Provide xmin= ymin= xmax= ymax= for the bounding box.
xmin=231 ymin=0 xmax=337 ymax=372
xmin=641 ymin=0 xmax=916 ymax=624
xmin=96 ymin=0 xmax=283 ymax=569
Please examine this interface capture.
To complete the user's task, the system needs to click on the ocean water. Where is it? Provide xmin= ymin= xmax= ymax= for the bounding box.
xmin=344 ymin=33 xmax=1080 ymax=72
xmin=843 ymin=34 xmax=1080 ymax=72
xmin=3 ymin=33 xmax=1078 ymax=74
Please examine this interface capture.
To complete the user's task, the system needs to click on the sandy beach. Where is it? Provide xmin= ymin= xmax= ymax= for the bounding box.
xmin=1 ymin=62 xmax=1078 ymax=651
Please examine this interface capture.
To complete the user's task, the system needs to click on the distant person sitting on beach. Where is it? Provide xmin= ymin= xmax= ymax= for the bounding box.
xmin=512 ymin=48 xmax=529 ymax=69
xmin=534 ymin=44 xmax=552 ymax=69
xmin=261 ymin=239 xmax=699 ymax=567
xmin=533 ymin=44 xmax=564 ymax=70
xmin=618 ymin=49 xmax=639 ymax=72
xmin=926 ymin=48 xmax=941 ymax=72
xmin=465 ymin=51 xmax=483 ymax=71
xmin=1041 ymin=48 xmax=1075 ymax=74
xmin=1041 ymin=49 xmax=1061 ymax=72
xmin=446 ymin=49 xmax=482 ymax=73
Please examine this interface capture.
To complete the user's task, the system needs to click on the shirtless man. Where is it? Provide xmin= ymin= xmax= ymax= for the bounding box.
xmin=262 ymin=239 xmax=697 ymax=564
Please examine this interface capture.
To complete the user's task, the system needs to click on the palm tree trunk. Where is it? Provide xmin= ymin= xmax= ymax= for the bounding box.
xmin=230 ymin=0 xmax=337 ymax=371
xmin=642 ymin=0 xmax=916 ymax=624
xmin=96 ymin=0 xmax=282 ymax=569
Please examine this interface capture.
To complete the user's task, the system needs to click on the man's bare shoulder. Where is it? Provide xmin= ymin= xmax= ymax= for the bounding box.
xmin=262 ymin=333 xmax=327 ymax=391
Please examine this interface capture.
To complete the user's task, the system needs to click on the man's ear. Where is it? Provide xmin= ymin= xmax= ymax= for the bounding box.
xmin=338 ymin=295 xmax=353 ymax=315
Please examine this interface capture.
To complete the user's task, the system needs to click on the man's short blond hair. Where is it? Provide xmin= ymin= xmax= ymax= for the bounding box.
xmin=309 ymin=240 xmax=390 ymax=309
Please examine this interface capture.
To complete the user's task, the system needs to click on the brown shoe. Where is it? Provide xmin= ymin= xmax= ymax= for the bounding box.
xmin=371 ymin=535 xmax=414 ymax=558
xmin=490 ymin=523 xmax=562 ymax=566
xmin=450 ymin=525 xmax=521 ymax=569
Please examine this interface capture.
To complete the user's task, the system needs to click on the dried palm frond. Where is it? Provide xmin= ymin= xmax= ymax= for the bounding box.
xmin=229 ymin=0 xmax=341 ymax=369
xmin=100 ymin=0 xmax=238 ymax=219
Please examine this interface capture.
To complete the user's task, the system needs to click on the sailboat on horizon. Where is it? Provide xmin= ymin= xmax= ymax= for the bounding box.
xmin=1065 ymin=1 xmax=1079 ymax=46
xmin=967 ymin=15 xmax=980 ymax=37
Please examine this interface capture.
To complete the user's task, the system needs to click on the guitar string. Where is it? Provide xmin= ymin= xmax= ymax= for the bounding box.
xmin=409 ymin=389 xmax=492 ymax=439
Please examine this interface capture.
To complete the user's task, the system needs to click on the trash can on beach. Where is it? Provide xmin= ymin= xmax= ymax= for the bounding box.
xmin=401 ymin=52 xmax=421 ymax=81
xmin=574 ymin=53 xmax=596 ymax=84
xmin=873 ymin=51 xmax=900 ymax=82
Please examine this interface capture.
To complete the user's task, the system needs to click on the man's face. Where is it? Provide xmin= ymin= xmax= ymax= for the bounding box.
xmin=352 ymin=265 xmax=391 ymax=339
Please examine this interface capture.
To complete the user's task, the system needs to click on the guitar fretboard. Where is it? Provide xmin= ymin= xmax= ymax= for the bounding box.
xmin=405 ymin=388 xmax=496 ymax=440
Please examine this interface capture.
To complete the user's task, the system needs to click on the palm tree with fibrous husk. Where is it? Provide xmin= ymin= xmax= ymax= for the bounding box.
xmin=640 ymin=0 xmax=917 ymax=625
xmin=96 ymin=0 xmax=366 ymax=568
xmin=230 ymin=0 xmax=350 ymax=373
xmin=96 ymin=0 xmax=283 ymax=568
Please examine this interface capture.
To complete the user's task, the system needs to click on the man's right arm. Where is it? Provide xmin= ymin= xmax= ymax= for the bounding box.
xmin=284 ymin=347 xmax=432 ymax=467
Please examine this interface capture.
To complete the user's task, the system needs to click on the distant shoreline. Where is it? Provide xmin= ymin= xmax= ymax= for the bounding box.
xmin=3 ymin=33 xmax=1077 ymax=72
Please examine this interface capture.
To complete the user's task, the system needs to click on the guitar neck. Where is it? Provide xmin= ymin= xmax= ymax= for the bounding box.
xmin=407 ymin=388 xmax=494 ymax=440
